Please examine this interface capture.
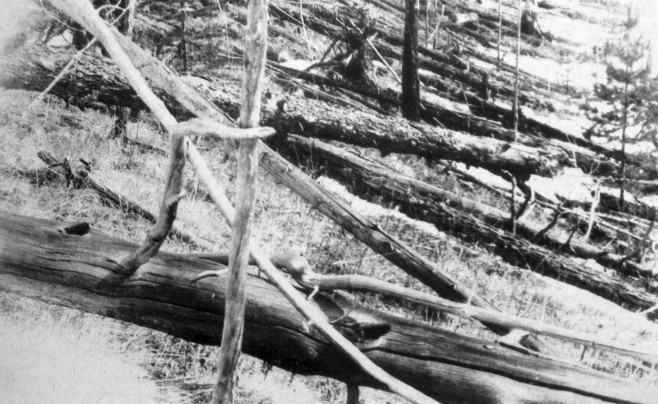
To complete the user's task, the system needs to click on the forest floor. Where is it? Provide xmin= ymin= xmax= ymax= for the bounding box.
xmin=1 ymin=0 xmax=658 ymax=403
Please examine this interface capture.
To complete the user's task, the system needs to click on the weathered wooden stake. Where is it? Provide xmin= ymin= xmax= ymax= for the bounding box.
xmin=212 ymin=0 xmax=268 ymax=402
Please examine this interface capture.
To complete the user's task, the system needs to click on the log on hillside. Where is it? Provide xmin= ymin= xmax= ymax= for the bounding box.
xmin=276 ymin=135 xmax=658 ymax=316
xmin=267 ymin=0 xmax=623 ymax=166
xmin=0 ymin=44 xmax=554 ymax=181
xmin=0 ymin=211 xmax=655 ymax=404
xmin=267 ymin=0 xmax=652 ymax=180
xmin=418 ymin=70 xmax=622 ymax=161
xmin=278 ymin=135 xmax=657 ymax=280
xmin=0 ymin=35 xmax=503 ymax=313
xmin=268 ymin=1 xmax=550 ymax=108
xmin=273 ymin=62 xmax=622 ymax=178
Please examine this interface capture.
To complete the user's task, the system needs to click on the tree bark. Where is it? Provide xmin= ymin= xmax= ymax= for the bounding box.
xmin=0 ymin=211 xmax=655 ymax=404
xmin=273 ymin=62 xmax=620 ymax=178
xmin=213 ymin=0 xmax=268 ymax=401
xmin=402 ymin=0 xmax=420 ymax=121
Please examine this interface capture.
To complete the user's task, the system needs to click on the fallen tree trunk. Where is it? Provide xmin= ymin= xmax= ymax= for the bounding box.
xmin=0 ymin=35 xmax=509 ymax=311
xmin=273 ymin=62 xmax=621 ymax=179
xmin=417 ymin=69 xmax=622 ymax=161
xmin=141 ymin=1 xmax=628 ymax=177
xmin=0 ymin=44 xmax=554 ymax=181
xmin=269 ymin=0 xmax=550 ymax=107
xmin=0 ymin=210 xmax=655 ymax=404
xmin=277 ymin=135 xmax=658 ymax=315
xmin=279 ymin=135 xmax=657 ymax=279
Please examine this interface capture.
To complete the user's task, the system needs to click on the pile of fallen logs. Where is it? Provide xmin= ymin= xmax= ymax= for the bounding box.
xmin=1 ymin=0 xmax=658 ymax=402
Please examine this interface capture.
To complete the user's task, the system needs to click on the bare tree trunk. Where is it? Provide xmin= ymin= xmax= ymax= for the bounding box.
xmin=512 ymin=0 xmax=522 ymax=141
xmin=402 ymin=0 xmax=420 ymax=121
xmin=619 ymin=55 xmax=630 ymax=211
xmin=111 ymin=0 xmax=136 ymax=140
xmin=212 ymin=0 xmax=268 ymax=402
xmin=497 ymin=0 xmax=502 ymax=66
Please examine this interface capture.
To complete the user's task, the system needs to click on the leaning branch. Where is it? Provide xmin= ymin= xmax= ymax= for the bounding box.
xmin=280 ymin=260 xmax=658 ymax=364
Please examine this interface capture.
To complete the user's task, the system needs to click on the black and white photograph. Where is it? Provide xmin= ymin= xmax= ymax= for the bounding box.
xmin=0 ymin=0 xmax=657 ymax=403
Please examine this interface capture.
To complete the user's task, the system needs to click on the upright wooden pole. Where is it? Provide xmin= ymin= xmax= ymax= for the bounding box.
xmin=402 ymin=0 xmax=420 ymax=121
xmin=513 ymin=0 xmax=522 ymax=142
xmin=497 ymin=0 xmax=502 ymax=67
xmin=211 ymin=0 xmax=268 ymax=402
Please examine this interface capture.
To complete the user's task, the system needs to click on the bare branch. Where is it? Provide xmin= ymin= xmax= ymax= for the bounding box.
xmin=280 ymin=260 xmax=658 ymax=365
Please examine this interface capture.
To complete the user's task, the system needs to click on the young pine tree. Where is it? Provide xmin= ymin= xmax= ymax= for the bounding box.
xmin=600 ymin=5 xmax=653 ymax=209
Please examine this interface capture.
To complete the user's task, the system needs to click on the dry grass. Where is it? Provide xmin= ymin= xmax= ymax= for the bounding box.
xmin=2 ymin=0 xmax=658 ymax=401
xmin=1 ymin=82 xmax=657 ymax=402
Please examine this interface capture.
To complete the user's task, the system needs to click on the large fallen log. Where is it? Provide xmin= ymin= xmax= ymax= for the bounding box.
xmin=0 ymin=44 xmax=553 ymax=181
xmin=2 ymin=19 xmax=563 ymax=354
xmin=268 ymin=0 xmax=550 ymax=107
xmin=280 ymin=135 xmax=656 ymax=279
xmin=272 ymin=62 xmax=620 ymax=178
xmin=0 ymin=210 xmax=655 ymax=404
xmin=140 ymin=1 xmax=631 ymax=179
xmin=0 ymin=36 xmax=506 ymax=311
xmin=277 ymin=135 xmax=658 ymax=316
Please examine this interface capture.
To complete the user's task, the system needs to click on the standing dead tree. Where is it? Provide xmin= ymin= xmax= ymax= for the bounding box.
xmin=402 ymin=0 xmax=420 ymax=120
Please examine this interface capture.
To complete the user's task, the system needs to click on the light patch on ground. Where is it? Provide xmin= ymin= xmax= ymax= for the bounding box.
xmin=0 ymin=0 xmax=35 ymax=50
xmin=528 ymin=167 xmax=595 ymax=204
xmin=542 ymin=275 xmax=658 ymax=350
xmin=316 ymin=176 xmax=443 ymax=238
xmin=0 ymin=315 xmax=181 ymax=404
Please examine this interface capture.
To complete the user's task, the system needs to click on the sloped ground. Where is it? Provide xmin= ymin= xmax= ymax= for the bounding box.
xmin=1 ymin=0 xmax=658 ymax=402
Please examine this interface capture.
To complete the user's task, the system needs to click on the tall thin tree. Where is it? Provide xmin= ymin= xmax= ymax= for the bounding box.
xmin=402 ymin=0 xmax=420 ymax=121
xmin=512 ymin=0 xmax=522 ymax=141
xmin=497 ymin=0 xmax=502 ymax=67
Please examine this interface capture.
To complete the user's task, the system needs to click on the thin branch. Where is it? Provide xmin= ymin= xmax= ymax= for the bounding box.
xmin=366 ymin=37 xmax=401 ymax=84
xmin=532 ymin=205 xmax=562 ymax=242
xmin=516 ymin=187 xmax=534 ymax=221
xmin=280 ymin=261 xmax=658 ymax=364
xmin=119 ymin=127 xmax=187 ymax=271
xmin=21 ymin=38 xmax=98 ymax=122
xmin=583 ymin=183 xmax=600 ymax=242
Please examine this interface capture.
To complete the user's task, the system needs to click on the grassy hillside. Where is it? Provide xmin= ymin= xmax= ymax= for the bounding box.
xmin=1 ymin=0 xmax=658 ymax=402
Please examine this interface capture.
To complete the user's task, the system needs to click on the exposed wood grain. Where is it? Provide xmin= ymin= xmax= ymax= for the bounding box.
xmin=0 ymin=210 xmax=656 ymax=404
xmin=214 ymin=0 xmax=269 ymax=401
